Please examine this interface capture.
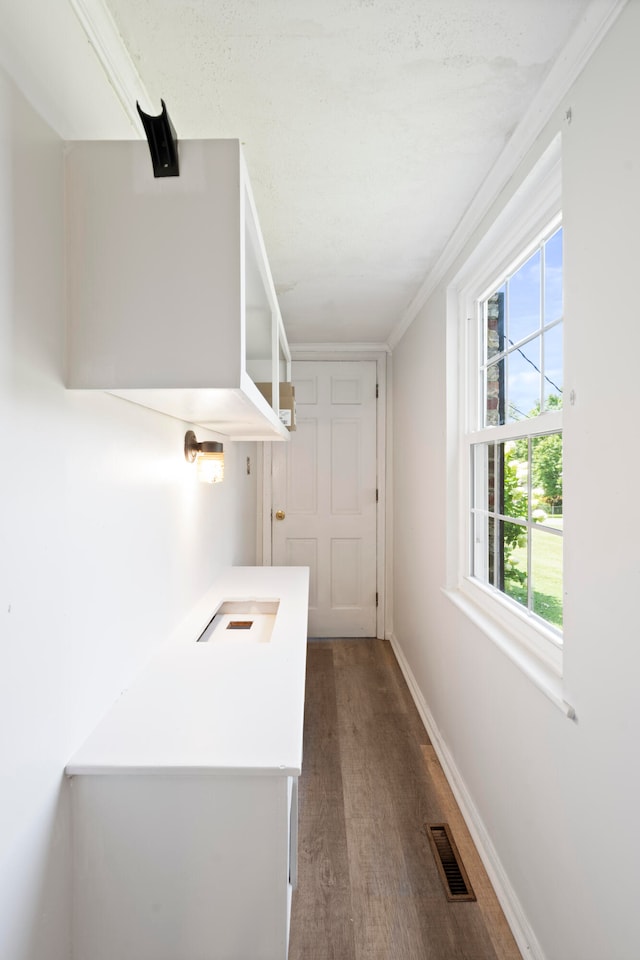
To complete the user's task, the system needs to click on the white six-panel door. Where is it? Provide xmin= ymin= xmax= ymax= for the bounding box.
xmin=271 ymin=361 xmax=377 ymax=637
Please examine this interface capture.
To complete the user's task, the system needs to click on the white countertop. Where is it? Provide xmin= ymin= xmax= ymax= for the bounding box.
xmin=66 ymin=566 xmax=309 ymax=777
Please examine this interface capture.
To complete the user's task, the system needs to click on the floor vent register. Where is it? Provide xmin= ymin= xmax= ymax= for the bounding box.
xmin=426 ymin=823 xmax=476 ymax=902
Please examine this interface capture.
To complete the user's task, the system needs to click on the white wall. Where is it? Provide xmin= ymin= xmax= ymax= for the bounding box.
xmin=392 ymin=4 xmax=640 ymax=959
xmin=0 ymin=69 xmax=257 ymax=960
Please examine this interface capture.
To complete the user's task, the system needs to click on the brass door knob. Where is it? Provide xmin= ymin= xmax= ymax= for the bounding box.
xmin=275 ymin=510 xmax=286 ymax=520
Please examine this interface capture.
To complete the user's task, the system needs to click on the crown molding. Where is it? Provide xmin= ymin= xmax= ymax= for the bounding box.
xmin=387 ymin=0 xmax=629 ymax=351
xmin=69 ymin=0 xmax=152 ymax=135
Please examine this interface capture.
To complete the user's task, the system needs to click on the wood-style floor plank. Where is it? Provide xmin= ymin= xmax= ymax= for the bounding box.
xmin=289 ymin=639 xmax=521 ymax=960
xmin=288 ymin=643 xmax=356 ymax=960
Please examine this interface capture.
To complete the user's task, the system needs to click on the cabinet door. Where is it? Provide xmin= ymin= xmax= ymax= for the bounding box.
xmin=72 ymin=774 xmax=291 ymax=960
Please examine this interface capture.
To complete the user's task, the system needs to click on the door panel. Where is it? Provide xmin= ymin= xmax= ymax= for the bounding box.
xmin=331 ymin=539 xmax=361 ymax=607
xmin=331 ymin=420 xmax=362 ymax=514
xmin=272 ymin=361 xmax=377 ymax=637
xmin=288 ymin=419 xmax=317 ymax=514
xmin=284 ymin=538 xmax=318 ymax=608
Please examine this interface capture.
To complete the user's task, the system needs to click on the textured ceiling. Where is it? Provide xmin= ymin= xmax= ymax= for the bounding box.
xmin=4 ymin=0 xmax=594 ymax=344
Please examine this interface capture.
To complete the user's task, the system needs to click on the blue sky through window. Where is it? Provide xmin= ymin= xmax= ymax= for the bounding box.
xmin=509 ymin=249 xmax=541 ymax=346
xmin=504 ymin=227 xmax=563 ymax=421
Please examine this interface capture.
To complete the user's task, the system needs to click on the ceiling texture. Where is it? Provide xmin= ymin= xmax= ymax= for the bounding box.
xmin=1 ymin=0 xmax=603 ymax=345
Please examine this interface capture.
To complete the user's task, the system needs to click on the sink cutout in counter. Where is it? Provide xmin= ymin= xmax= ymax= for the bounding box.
xmin=197 ymin=600 xmax=279 ymax=644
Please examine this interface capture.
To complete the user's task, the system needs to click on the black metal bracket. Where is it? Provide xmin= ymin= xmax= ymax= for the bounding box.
xmin=136 ymin=100 xmax=179 ymax=177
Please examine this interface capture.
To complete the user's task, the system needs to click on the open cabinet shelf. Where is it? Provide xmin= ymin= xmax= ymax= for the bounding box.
xmin=65 ymin=138 xmax=291 ymax=440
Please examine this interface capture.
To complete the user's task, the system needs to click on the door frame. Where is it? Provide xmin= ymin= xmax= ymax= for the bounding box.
xmin=258 ymin=345 xmax=391 ymax=640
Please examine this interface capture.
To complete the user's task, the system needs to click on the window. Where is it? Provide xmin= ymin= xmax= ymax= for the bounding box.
xmin=467 ymin=223 xmax=563 ymax=638
xmin=445 ymin=140 xmax=569 ymax=707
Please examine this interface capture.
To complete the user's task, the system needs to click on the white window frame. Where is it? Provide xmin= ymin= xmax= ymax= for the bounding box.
xmin=444 ymin=137 xmax=574 ymax=718
xmin=469 ymin=219 xmax=563 ymax=623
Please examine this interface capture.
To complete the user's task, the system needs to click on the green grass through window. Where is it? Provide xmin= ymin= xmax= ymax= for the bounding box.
xmin=506 ymin=518 xmax=563 ymax=628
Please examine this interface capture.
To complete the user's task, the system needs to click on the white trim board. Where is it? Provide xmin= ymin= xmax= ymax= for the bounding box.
xmin=387 ymin=0 xmax=629 ymax=351
xmin=290 ymin=342 xmax=391 ymax=358
xmin=389 ymin=632 xmax=547 ymax=960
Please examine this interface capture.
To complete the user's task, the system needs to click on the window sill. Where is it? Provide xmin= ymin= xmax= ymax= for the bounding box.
xmin=442 ymin=581 xmax=575 ymax=720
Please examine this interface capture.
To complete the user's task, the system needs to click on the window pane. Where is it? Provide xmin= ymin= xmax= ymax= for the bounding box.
xmin=531 ymin=527 xmax=563 ymax=628
xmin=487 ymin=515 xmax=498 ymax=588
xmin=487 ymin=442 xmax=497 ymax=514
xmin=471 ymin=510 xmax=490 ymax=583
xmin=472 ymin=443 xmax=487 ymax=511
xmin=485 ymin=359 xmax=504 ymax=427
xmin=508 ymin=250 xmax=541 ymax=345
xmin=544 ymin=228 xmax=563 ymax=324
xmin=503 ymin=440 xmax=529 ymax=522
xmin=484 ymin=288 xmax=505 ymax=364
xmin=471 ymin=445 xmax=480 ymax=510
xmin=507 ymin=337 xmax=541 ymax=421
xmin=544 ymin=322 xmax=563 ymax=410
xmin=503 ymin=521 xmax=527 ymax=608
xmin=532 ymin=433 xmax=563 ymax=516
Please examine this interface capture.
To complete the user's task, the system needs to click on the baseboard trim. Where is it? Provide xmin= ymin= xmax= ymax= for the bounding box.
xmin=389 ymin=632 xmax=546 ymax=960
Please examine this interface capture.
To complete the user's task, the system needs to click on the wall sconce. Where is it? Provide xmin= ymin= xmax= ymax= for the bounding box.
xmin=184 ymin=430 xmax=224 ymax=484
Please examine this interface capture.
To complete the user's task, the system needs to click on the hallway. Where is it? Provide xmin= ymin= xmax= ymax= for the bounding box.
xmin=289 ymin=639 xmax=521 ymax=960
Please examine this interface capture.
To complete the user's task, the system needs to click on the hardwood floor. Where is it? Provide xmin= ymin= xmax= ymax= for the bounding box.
xmin=289 ymin=639 xmax=521 ymax=960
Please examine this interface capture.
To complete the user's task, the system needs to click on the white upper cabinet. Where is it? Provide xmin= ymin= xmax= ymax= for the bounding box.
xmin=65 ymin=139 xmax=291 ymax=440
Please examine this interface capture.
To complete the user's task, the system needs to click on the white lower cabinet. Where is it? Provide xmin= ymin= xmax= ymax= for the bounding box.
xmin=71 ymin=772 xmax=297 ymax=960
xmin=66 ymin=566 xmax=309 ymax=960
